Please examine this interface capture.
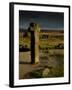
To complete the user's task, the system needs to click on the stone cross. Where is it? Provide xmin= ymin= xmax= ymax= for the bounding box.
xmin=28 ymin=22 xmax=40 ymax=64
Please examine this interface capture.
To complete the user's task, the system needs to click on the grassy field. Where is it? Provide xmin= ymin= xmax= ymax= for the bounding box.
xmin=19 ymin=30 xmax=64 ymax=49
xmin=19 ymin=30 xmax=64 ymax=79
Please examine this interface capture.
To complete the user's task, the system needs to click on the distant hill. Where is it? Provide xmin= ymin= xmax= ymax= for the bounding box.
xmin=19 ymin=28 xmax=64 ymax=33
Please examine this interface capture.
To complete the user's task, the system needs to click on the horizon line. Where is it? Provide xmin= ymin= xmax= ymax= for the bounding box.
xmin=19 ymin=27 xmax=64 ymax=30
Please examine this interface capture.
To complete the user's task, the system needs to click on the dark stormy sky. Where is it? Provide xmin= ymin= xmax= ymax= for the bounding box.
xmin=19 ymin=10 xmax=64 ymax=30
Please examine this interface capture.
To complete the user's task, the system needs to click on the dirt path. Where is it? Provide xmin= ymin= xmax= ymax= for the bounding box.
xmin=19 ymin=49 xmax=64 ymax=79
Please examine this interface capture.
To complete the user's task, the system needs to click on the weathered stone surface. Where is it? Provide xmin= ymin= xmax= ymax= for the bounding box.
xmin=42 ymin=68 xmax=50 ymax=77
xmin=28 ymin=22 xmax=40 ymax=64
